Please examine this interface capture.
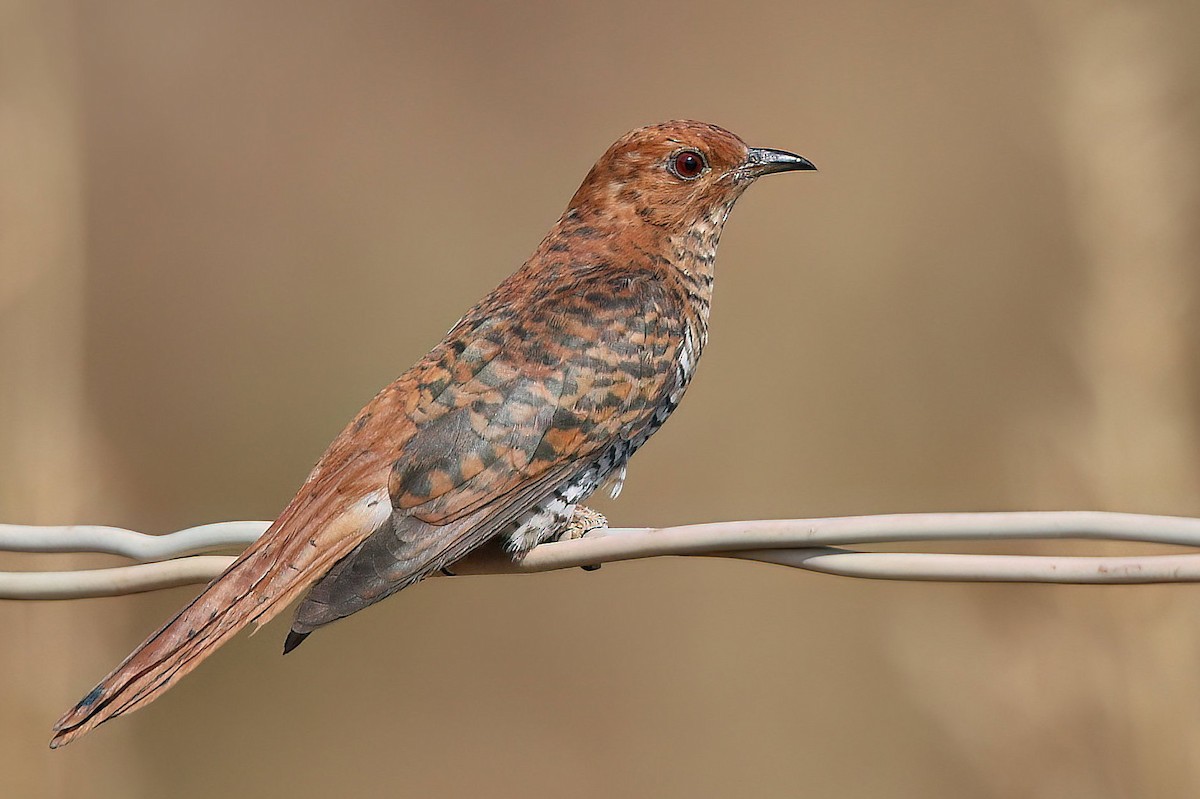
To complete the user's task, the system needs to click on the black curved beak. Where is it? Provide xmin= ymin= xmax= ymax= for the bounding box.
xmin=741 ymin=147 xmax=817 ymax=177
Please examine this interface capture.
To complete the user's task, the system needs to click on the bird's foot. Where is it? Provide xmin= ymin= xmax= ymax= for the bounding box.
xmin=555 ymin=505 xmax=608 ymax=541
xmin=554 ymin=505 xmax=608 ymax=572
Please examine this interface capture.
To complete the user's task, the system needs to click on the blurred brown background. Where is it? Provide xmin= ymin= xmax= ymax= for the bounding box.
xmin=2 ymin=1 xmax=1199 ymax=796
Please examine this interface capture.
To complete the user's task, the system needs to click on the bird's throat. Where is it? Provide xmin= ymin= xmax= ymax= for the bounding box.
xmin=666 ymin=196 xmax=736 ymax=327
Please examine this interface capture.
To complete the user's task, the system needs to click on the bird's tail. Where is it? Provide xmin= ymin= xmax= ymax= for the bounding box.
xmin=50 ymin=490 xmax=388 ymax=748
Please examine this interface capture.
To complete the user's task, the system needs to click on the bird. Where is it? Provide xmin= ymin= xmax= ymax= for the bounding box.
xmin=49 ymin=120 xmax=815 ymax=748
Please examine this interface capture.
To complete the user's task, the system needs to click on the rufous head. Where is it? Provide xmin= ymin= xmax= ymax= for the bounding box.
xmin=567 ymin=120 xmax=815 ymax=229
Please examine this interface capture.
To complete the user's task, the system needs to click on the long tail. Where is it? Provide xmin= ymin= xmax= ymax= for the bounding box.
xmin=50 ymin=488 xmax=389 ymax=748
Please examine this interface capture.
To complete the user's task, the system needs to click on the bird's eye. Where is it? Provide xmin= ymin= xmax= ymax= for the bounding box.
xmin=669 ymin=150 xmax=706 ymax=180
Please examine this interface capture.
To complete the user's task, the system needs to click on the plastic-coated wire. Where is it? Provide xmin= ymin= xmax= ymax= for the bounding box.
xmin=4 ymin=511 xmax=1200 ymax=599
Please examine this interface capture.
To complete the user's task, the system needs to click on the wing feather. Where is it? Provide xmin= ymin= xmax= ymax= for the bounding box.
xmin=292 ymin=272 xmax=683 ymax=633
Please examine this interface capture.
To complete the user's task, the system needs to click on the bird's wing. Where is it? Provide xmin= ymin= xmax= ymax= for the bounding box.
xmin=391 ymin=270 xmax=679 ymax=526
xmin=290 ymin=272 xmax=680 ymax=633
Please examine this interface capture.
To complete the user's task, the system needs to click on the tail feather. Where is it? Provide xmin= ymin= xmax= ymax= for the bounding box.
xmin=50 ymin=488 xmax=390 ymax=748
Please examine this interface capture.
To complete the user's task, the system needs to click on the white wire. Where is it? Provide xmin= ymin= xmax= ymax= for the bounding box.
xmin=4 ymin=511 xmax=1200 ymax=599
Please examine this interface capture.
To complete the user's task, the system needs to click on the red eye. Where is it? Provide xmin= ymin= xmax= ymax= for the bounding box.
xmin=670 ymin=150 xmax=706 ymax=180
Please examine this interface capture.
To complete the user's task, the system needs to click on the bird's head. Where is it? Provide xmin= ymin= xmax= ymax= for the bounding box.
xmin=566 ymin=120 xmax=815 ymax=230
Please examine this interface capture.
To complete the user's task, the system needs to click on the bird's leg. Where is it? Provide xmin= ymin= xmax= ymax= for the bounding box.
xmin=554 ymin=505 xmax=608 ymax=542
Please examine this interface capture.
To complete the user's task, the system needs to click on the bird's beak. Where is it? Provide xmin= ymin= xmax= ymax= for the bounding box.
xmin=739 ymin=147 xmax=817 ymax=177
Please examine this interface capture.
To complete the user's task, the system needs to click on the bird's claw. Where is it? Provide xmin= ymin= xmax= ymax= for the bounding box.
xmin=555 ymin=505 xmax=607 ymax=572
xmin=555 ymin=505 xmax=608 ymax=541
